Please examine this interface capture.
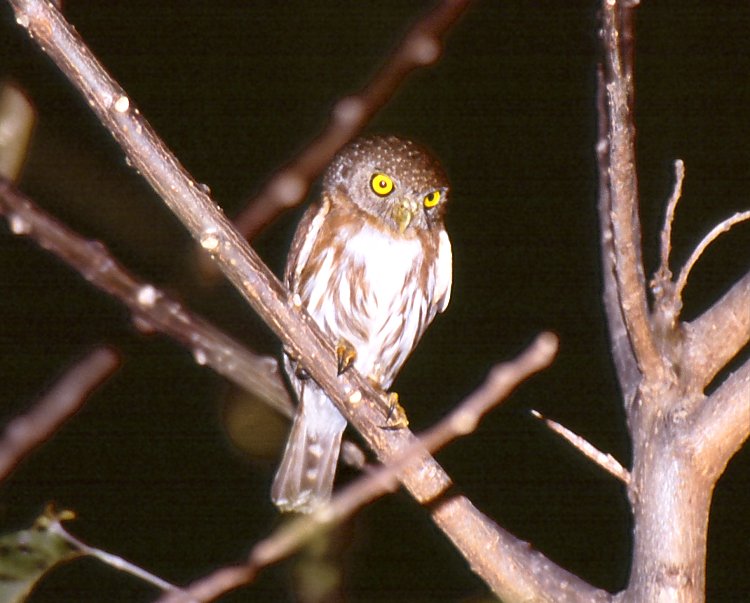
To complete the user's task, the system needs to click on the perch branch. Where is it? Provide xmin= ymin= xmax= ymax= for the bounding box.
xmin=595 ymin=65 xmax=640 ymax=408
xmin=682 ymin=269 xmax=750 ymax=390
xmin=233 ymin=0 xmax=471 ymax=241
xmin=8 ymin=2 xmax=609 ymax=600
xmin=159 ymin=334 xmax=609 ymax=603
xmin=600 ymin=1 xmax=663 ymax=382
xmin=0 ymin=347 xmax=118 ymax=482
xmin=0 ymin=176 xmax=294 ymax=419
xmin=157 ymin=334 xmax=559 ymax=603
xmin=531 ymin=410 xmax=630 ymax=485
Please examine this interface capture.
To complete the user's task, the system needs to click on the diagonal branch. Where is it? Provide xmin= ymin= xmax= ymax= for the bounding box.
xmin=8 ymin=2 xmax=608 ymax=600
xmin=682 ymin=269 xmax=750 ymax=391
xmin=674 ymin=211 xmax=750 ymax=303
xmin=688 ymin=356 xmax=750 ymax=480
xmin=600 ymin=1 xmax=663 ymax=384
xmin=0 ymin=347 xmax=118 ymax=482
xmin=233 ymin=0 xmax=472 ymax=241
xmin=531 ymin=409 xmax=630 ymax=485
xmin=0 ymin=176 xmax=294 ymax=419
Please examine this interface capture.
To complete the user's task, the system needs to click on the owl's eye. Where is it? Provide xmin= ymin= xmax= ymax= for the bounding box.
xmin=423 ymin=190 xmax=441 ymax=208
xmin=370 ymin=173 xmax=394 ymax=197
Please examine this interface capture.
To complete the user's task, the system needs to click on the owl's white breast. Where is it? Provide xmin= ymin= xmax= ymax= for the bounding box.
xmin=345 ymin=223 xmax=423 ymax=308
xmin=301 ymin=221 xmax=437 ymax=388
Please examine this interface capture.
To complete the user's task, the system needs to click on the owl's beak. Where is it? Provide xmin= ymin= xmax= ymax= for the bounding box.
xmin=393 ymin=201 xmax=415 ymax=233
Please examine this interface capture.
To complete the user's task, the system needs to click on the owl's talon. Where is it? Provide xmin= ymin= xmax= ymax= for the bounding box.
xmin=336 ymin=340 xmax=357 ymax=376
xmin=381 ymin=392 xmax=409 ymax=430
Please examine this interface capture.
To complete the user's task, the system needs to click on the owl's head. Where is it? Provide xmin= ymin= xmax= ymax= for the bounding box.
xmin=323 ymin=135 xmax=449 ymax=234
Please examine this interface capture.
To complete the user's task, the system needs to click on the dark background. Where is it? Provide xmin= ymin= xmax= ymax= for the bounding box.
xmin=1 ymin=2 xmax=748 ymax=601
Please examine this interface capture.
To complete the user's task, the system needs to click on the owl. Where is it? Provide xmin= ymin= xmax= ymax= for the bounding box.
xmin=271 ymin=135 xmax=452 ymax=513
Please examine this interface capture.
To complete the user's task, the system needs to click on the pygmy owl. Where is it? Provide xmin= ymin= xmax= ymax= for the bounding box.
xmin=271 ymin=135 xmax=452 ymax=513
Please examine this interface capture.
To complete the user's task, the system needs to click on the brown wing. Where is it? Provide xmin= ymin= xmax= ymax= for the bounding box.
xmin=284 ymin=196 xmax=331 ymax=292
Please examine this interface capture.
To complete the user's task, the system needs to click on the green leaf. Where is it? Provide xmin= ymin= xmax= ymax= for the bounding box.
xmin=0 ymin=507 xmax=81 ymax=603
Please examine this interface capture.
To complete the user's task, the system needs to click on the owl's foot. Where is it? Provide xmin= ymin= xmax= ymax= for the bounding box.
xmin=336 ymin=339 xmax=357 ymax=375
xmin=382 ymin=392 xmax=409 ymax=430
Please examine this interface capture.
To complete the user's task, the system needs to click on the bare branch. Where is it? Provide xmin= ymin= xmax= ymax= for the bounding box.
xmin=531 ymin=410 xmax=630 ymax=485
xmin=688 ymin=357 xmax=750 ymax=480
xmin=0 ymin=176 xmax=294 ymax=419
xmin=674 ymin=211 xmax=750 ymax=302
xmin=595 ymin=65 xmax=640 ymax=409
xmin=7 ymin=3 xmax=605 ymax=600
xmin=682 ymin=269 xmax=750 ymax=390
xmin=600 ymin=1 xmax=664 ymax=382
xmin=0 ymin=347 xmax=118 ymax=481
xmin=233 ymin=0 xmax=472 ymax=241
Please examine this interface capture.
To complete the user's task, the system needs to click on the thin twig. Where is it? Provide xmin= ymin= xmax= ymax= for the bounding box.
xmin=657 ymin=159 xmax=686 ymax=280
xmin=530 ymin=410 xmax=630 ymax=485
xmin=649 ymin=160 xmax=687 ymax=345
xmin=0 ymin=347 xmax=118 ymax=482
xmin=233 ymin=0 xmax=472 ymax=241
xmin=674 ymin=210 xmax=750 ymax=302
xmin=44 ymin=510 xmax=195 ymax=599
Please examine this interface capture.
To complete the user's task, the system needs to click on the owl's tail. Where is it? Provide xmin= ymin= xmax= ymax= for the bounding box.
xmin=271 ymin=382 xmax=347 ymax=513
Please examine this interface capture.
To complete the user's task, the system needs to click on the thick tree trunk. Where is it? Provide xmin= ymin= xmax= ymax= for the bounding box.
xmin=624 ymin=398 xmax=714 ymax=602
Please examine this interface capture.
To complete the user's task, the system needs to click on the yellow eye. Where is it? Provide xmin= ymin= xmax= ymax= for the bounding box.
xmin=370 ymin=173 xmax=394 ymax=197
xmin=423 ymin=190 xmax=441 ymax=208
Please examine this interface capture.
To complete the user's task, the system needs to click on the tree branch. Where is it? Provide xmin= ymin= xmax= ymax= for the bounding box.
xmin=0 ymin=347 xmax=118 ymax=482
xmin=688 ymin=357 xmax=750 ymax=480
xmin=656 ymin=160 xmax=685 ymax=283
xmin=0 ymin=176 xmax=294 ymax=419
xmin=674 ymin=211 xmax=750 ymax=303
xmin=682 ymin=269 xmax=750 ymax=391
xmin=600 ymin=1 xmax=664 ymax=383
xmin=8 ymin=2 xmax=608 ymax=600
xmin=233 ymin=0 xmax=472 ymax=241
xmin=531 ymin=409 xmax=630 ymax=485
xmin=44 ymin=508 xmax=192 ymax=599
xmin=595 ymin=65 xmax=640 ymax=410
